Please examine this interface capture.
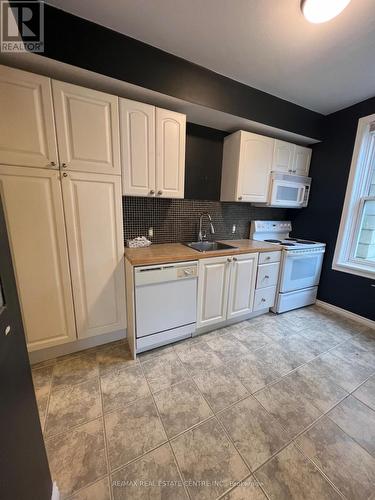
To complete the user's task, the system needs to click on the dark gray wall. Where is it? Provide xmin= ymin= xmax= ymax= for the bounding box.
xmin=30 ymin=3 xmax=324 ymax=140
xmin=292 ymin=97 xmax=375 ymax=321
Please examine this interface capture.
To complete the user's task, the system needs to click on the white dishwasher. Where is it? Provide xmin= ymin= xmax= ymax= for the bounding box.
xmin=135 ymin=261 xmax=198 ymax=353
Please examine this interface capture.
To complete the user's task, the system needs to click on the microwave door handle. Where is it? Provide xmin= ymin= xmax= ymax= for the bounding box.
xmin=298 ymin=186 xmax=306 ymax=205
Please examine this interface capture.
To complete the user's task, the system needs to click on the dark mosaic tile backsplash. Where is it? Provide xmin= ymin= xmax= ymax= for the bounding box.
xmin=123 ymin=197 xmax=289 ymax=245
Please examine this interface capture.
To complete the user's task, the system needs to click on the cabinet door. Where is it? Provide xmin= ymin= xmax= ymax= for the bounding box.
xmin=272 ymin=140 xmax=295 ymax=173
xmin=0 ymin=65 xmax=58 ymax=168
xmin=293 ymin=145 xmax=312 ymax=176
xmin=0 ymin=166 xmax=76 ymax=350
xmin=62 ymin=172 xmax=126 ymax=339
xmin=53 ymin=81 xmax=121 ymax=175
xmin=155 ymin=108 xmax=186 ymax=198
xmin=237 ymin=132 xmax=274 ymax=202
xmin=197 ymin=256 xmax=230 ymax=328
xmin=227 ymin=253 xmax=258 ymax=319
xmin=120 ymin=98 xmax=156 ymax=196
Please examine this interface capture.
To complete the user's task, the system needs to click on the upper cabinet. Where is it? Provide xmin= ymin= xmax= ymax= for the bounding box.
xmin=120 ymin=98 xmax=186 ymax=198
xmin=220 ymin=130 xmax=312 ymax=202
xmin=293 ymin=145 xmax=312 ymax=176
xmin=221 ymin=131 xmax=274 ymax=203
xmin=120 ymin=99 xmax=155 ymax=196
xmin=272 ymin=140 xmax=295 ymax=173
xmin=0 ymin=65 xmax=58 ymax=169
xmin=52 ymin=81 xmax=121 ymax=175
xmin=272 ymin=140 xmax=312 ymax=176
xmin=155 ymin=107 xmax=186 ymax=198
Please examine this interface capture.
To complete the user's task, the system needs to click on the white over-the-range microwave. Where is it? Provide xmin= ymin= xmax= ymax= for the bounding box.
xmin=255 ymin=172 xmax=311 ymax=208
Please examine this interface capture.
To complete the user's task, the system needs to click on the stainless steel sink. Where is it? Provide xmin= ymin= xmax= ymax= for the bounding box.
xmin=185 ymin=241 xmax=238 ymax=252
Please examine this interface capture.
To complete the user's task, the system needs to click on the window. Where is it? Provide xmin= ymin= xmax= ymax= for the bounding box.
xmin=333 ymin=113 xmax=375 ymax=279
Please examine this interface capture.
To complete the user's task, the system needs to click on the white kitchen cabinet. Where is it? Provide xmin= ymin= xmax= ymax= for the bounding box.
xmin=197 ymin=256 xmax=231 ymax=328
xmin=272 ymin=140 xmax=295 ymax=173
xmin=221 ymin=131 xmax=274 ymax=202
xmin=120 ymin=100 xmax=186 ymax=198
xmin=155 ymin=108 xmax=186 ymax=198
xmin=293 ymin=145 xmax=312 ymax=176
xmin=52 ymin=81 xmax=121 ymax=175
xmin=227 ymin=253 xmax=258 ymax=319
xmin=62 ymin=171 xmax=126 ymax=339
xmin=120 ymin=98 xmax=156 ymax=196
xmin=254 ymin=286 xmax=277 ymax=311
xmin=0 ymin=65 xmax=58 ymax=169
xmin=0 ymin=166 xmax=76 ymax=351
xmin=272 ymin=141 xmax=312 ymax=176
xmin=197 ymin=252 xmax=259 ymax=328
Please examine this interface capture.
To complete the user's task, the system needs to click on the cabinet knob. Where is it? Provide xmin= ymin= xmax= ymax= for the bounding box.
xmin=61 ymin=163 xmax=67 ymax=168
xmin=233 ymin=257 xmax=237 ymax=261
xmin=50 ymin=161 xmax=56 ymax=167
xmin=238 ymin=196 xmax=243 ymax=201
xmin=149 ymin=190 xmax=155 ymax=195
xmin=63 ymin=172 xmax=68 ymax=177
xmin=265 ymin=256 xmax=271 ymax=260
xmin=264 ymin=275 xmax=270 ymax=279
xmin=227 ymin=257 xmax=233 ymax=263
xmin=157 ymin=190 xmax=163 ymax=196
xmin=261 ymin=298 xmax=266 ymax=302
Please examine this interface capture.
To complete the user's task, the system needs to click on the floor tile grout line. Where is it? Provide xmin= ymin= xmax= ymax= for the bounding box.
xmin=292 ymin=440 xmax=347 ymax=499
xmin=186 ymin=376 xmax=259 ymax=496
xmin=65 ymin=473 xmax=110 ymax=500
xmin=42 ymin=377 xmax=102 ymax=441
xmin=325 ymin=412 xmax=375 ymax=459
xmin=98 ymin=373 xmax=114 ymax=500
xmin=137 ymin=358 xmax=192 ymax=500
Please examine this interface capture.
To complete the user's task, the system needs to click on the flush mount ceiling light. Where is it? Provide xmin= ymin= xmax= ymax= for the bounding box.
xmin=301 ymin=0 xmax=351 ymax=23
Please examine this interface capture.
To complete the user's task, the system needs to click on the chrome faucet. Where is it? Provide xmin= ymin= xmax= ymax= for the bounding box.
xmin=198 ymin=212 xmax=215 ymax=241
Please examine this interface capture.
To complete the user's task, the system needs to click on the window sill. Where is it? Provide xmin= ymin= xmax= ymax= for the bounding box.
xmin=332 ymin=261 xmax=375 ymax=280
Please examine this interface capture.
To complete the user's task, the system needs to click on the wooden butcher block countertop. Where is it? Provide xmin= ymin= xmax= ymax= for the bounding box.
xmin=124 ymin=239 xmax=282 ymax=266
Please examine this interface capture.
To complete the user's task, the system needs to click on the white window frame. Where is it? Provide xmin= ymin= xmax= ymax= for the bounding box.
xmin=333 ymin=113 xmax=375 ymax=280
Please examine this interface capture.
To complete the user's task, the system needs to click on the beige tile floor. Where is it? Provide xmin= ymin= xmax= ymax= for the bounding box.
xmin=31 ymin=306 xmax=375 ymax=500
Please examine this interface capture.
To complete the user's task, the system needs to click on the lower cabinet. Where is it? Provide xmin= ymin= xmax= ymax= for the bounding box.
xmin=0 ymin=166 xmax=126 ymax=351
xmin=197 ymin=253 xmax=258 ymax=329
xmin=227 ymin=253 xmax=258 ymax=319
xmin=0 ymin=166 xmax=76 ymax=350
xmin=254 ymin=251 xmax=281 ymax=312
xmin=62 ymin=172 xmax=126 ymax=339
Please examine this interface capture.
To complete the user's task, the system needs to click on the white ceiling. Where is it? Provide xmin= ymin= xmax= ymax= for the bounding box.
xmin=46 ymin=0 xmax=375 ymax=115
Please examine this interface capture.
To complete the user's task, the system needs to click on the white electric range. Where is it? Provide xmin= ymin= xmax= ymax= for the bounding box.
xmin=250 ymin=221 xmax=326 ymax=313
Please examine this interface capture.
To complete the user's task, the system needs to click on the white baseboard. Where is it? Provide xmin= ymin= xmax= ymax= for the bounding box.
xmin=29 ymin=328 xmax=126 ymax=365
xmin=315 ymin=300 xmax=375 ymax=330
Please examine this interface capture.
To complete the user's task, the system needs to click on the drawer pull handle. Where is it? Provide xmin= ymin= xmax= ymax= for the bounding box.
xmin=261 ymin=298 xmax=266 ymax=302
xmin=264 ymin=275 xmax=270 ymax=279
xmin=265 ymin=256 xmax=271 ymax=260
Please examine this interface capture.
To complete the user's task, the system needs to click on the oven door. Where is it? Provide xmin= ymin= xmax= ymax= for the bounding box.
xmin=270 ymin=179 xmax=306 ymax=208
xmin=279 ymin=249 xmax=325 ymax=293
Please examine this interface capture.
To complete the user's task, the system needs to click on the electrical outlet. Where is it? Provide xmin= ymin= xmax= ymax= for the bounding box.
xmin=148 ymin=227 xmax=153 ymax=238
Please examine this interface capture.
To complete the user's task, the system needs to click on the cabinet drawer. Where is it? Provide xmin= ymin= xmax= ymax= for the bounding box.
xmin=253 ymin=286 xmax=277 ymax=311
xmin=256 ymin=262 xmax=280 ymax=289
xmin=259 ymin=251 xmax=281 ymax=264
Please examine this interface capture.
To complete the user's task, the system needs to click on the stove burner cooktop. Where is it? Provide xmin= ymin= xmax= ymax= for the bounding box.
xmin=285 ymin=238 xmax=317 ymax=245
xmin=265 ymin=239 xmax=282 ymax=243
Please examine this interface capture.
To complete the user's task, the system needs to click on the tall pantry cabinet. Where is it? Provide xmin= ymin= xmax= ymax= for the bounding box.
xmin=0 ymin=65 xmax=126 ymax=351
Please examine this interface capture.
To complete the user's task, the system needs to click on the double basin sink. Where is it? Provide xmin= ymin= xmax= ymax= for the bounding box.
xmin=184 ymin=241 xmax=238 ymax=253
